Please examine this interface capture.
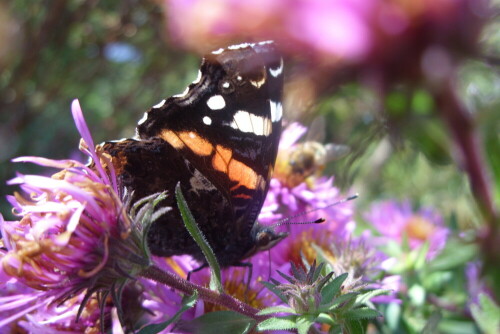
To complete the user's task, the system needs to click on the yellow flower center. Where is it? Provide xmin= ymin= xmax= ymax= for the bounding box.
xmin=405 ymin=215 xmax=435 ymax=241
xmin=288 ymin=229 xmax=338 ymax=267
xmin=204 ymin=268 xmax=271 ymax=313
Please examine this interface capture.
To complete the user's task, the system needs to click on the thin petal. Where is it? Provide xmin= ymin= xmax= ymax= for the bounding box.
xmin=12 ymin=156 xmax=83 ymax=170
xmin=71 ymin=99 xmax=111 ymax=187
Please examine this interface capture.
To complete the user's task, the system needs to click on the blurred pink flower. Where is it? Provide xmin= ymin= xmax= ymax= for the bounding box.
xmin=166 ymin=0 xmax=373 ymax=61
xmin=165 ymin=0 xmax=487 ymax=76
xmin=364 ymin=200 xmax=449 ymax=259
xmin=465 ymin=261 xmax=494 ymax=310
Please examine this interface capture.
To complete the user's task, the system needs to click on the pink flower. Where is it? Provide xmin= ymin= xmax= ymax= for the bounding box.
xmin=364 ymin=200 xmax=449 ymax=260
xmin=164 ymin=0 xmax=487 ymax=73
xmin=0 ymin=100 xmax=151 ymax=332
xmin=166 ymin=0 xmax=373 ymax=60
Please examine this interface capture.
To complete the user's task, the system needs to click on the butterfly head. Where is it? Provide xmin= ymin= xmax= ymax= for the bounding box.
xmin=242 ymin=222 xmax=288 ymax=260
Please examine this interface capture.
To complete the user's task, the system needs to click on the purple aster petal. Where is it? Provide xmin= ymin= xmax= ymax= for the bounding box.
xmin=364 ymin=200 xmax=449 ymax=260
xmin=279 ymin=122 xmax=307 ymax=149
xmin=12 ymin=156 xmax=81 ymax=169
xmin=71 ymin=99 xmax=117 ymax=192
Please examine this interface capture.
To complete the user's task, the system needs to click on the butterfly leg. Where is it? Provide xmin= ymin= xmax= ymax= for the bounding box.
xmin=233 ymin=262 xmax=253 ymax=302
xmin=186 ymin=263 xmax=208 ymax=281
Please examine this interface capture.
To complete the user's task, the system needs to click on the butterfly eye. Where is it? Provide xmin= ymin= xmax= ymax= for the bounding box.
xmin=219 ymin=80 xmax=235 ymax=94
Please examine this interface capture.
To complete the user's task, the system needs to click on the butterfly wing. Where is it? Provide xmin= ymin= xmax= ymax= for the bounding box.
xmin=102 ymin=42 xmax=284 ymax=266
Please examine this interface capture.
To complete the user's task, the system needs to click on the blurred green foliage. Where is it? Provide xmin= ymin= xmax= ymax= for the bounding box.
xmin=1 ymin=1 xmax=200 ymax=219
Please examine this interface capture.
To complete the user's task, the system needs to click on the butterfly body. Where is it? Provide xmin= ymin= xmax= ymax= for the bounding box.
xmin=99 ymin=42 xmax=286 ymax=267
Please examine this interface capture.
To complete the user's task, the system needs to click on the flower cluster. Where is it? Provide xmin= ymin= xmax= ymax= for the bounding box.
xmin=0 ymin=100 xmax=151 ymax=332
xmin=1 ymin=103 xmax=486 ymax=333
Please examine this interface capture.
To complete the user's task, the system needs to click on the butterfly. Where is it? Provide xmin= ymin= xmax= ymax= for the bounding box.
xmin=98 ymin=41 xmax=287 ymax=268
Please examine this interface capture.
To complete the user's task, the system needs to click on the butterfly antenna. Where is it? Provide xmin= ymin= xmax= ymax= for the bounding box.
xmin=269 ymin=193 xmax=359 ymax=229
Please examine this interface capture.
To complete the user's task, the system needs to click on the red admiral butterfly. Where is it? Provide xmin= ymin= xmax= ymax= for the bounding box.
xmin=98 ymin=41 xmax=287 ymax=267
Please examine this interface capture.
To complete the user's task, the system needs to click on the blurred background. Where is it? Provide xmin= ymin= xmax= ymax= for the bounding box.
xmin=1 ymin=1 xmax=499 ymax=332
xmin=1 ymin=0 xmax=497 ymax=227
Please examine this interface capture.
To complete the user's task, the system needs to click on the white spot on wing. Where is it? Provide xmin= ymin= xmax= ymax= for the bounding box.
xmin=203 ymin=116 xmax=212 ymax=125
xmin=270 ymin=100 xmax=282 ymax=122
xmin=212 ymin=48 xmax=224 ymax=55
xmin=192 ymin=70 xmax=202 ymax=84
xmin=207 ymin=95 xmax=226 ymax=110
xmin=173 ymin=87 xmax=190 ymax=98
xmin=257 ymin=40 xmax=273 ymax=46
xmin=138 ymin=112 xmax=148 ymax=125
xmin=152 ymin=99 xmax=166 ymax=109
xmin=269 ymin=58 xmax=284 ymax=77
xmin=229 ymin=110 xmax=271 ymax=136
xmin=228 ymin=43 xmax=250 ymax=50
xmin=108 ymin=138 xmax=129 ymax=143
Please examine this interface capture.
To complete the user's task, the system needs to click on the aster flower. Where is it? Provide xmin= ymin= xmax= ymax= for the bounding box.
xmin=254 ymin=123 xmax=396 ymax=305
xmin=0 ymin=100 xmax=153 ymax=331
xmin=363 ymin=200 xmax=449 ymax=261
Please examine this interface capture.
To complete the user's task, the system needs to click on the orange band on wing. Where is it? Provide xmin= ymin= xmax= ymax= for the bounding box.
xmin=212 ymin=145 xmax=259 ymax=190
xmin=178 ymin=131 xmax=213 ymax=156
xmin=160 ymin=130 xmax=185 ymax=149
xmin=212 ymin=145 xmax=232 ymax=173
xmin=161 ymin=130 xmax=213 ymax=156
xmin=228 ymin=159 xmax=258 ymax=191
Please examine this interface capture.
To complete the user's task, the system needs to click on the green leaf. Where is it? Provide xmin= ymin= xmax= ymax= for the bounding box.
xmin=354 ymin=289 xmax=391 ymax=306
xmin=297 ymin=315 xmax=317 ymax=334
xmin=319 ymin=292 xmax=358 ymax=313
xmin=329 ymin=324 xmax=342 ymax=334
xmin=321 ymin=273 xmax=349 ymax=303
xmin=257 ymin=315 xmax=298 ymax=332
xmin=137 ymin=291 xmax=198 ymax=334
xmin=343 ymin=307 xmax=381 ymax=321
xmin=179 ymin=310 xmax=255 ymax=334
xmin=437 ymin=319 xmax=480 ymax=334
xmin=344 ymin=319 xmax=365 ymax=334
xmin=414 ymin=241 xmax=429 ymax=270
xmin=257 ymin=306 xmax=297 ymax=316
xmin=470 ymin=294 xmax=500 ymax=334
xmin=408 ymin=284 xmax=426 ymax=307
xmin=421 ymin=311 xmax=442 ymax=334
xmin=426 ymin=239 xmax=477 ymax=272
xmin=261 ymin=281 xmax=288 ymax=304
xmin=334 ymin=293 xmax=358 ymax=313
xmin=175 ymin=183 xmax=222 ymax=292
xmin=316 ymin=313 xmax=335 ymax=326
xmin=385 ymin=302 xmax=402 ymax=331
